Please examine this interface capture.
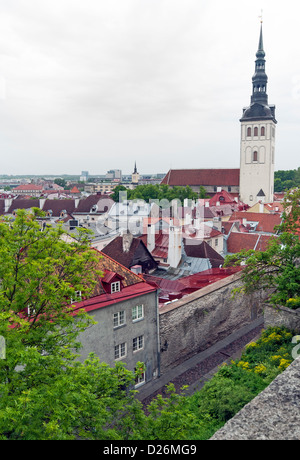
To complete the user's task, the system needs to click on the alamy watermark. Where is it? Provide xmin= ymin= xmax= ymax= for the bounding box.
xmin=291 ymin=335 xmax=300 ymax=360
xmin=0 ymin=336 xmax=5 ymax=360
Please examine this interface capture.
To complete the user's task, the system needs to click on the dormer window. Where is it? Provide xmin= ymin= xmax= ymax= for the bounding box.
xmin=102 ymin=270 xmax=124 ymax=294
xmin=71 ymin=290 xmax=82 ymax=303
xmin=111 ymin=281 xmax=120 ymax=293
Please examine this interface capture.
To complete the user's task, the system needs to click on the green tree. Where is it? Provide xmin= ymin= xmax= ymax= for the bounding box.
xmin=0 ymin=209 xmax=201 ymax=440
xmin=224 ymin=188 xmax=300 ymax=308
xmin=111 ymin=185 xmax=128 ymax=202
xmin=54 ymin=178 xmax=67 ymax=188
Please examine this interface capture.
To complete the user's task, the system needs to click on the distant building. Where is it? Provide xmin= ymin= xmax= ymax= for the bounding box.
xmin=80 ymin=171 xmax=89 ymax=182
xmin=131 ymin=162 xmax=140 ymax=185
xmin=161 ymin=169 xmax=240 ymax=197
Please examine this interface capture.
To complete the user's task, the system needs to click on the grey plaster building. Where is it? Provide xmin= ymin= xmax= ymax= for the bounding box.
xmin=73 ymin=250 xmax=160 ymax=388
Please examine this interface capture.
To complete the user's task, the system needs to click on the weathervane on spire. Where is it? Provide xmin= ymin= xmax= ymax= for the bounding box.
xmin=258 ymin=9 xmax=263 ymax=24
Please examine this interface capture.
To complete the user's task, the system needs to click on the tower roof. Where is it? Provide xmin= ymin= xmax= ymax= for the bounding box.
xmin=240 ymin=22 xmax=276 ymax=123
xmin=256 ymin=23 xmax=265 ymax=58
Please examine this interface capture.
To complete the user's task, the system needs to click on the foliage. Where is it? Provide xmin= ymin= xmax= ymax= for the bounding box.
xmin=274 ymin=168 xmax=300 ymax=192
xmin=186 ymin=326 xmax=295 ymax=438
xmin=111 ymin=184 xmax=199 ymax=203
xmin=224 ymin=188 xmax=300 ymax=308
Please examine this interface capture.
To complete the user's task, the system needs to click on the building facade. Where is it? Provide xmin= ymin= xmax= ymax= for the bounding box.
xmin=239 ymin=23 xmax=277 ymax=205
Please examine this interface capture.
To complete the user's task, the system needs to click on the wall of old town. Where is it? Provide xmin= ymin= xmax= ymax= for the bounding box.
xmin=159 ymin=271 xmax=266 ymax=372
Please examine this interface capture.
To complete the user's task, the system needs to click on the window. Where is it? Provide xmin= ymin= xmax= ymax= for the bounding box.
xmin=215 ymin=239 xmax=218 ymax=247
xmin=113 ymin=310 xmax=125 ymax=328
xmin=111 ymin=281 xmax=120 ymax=293
xmin=247 ymin=127 xmax=251 ymax=137
xmin=71 ymin=291 xmax=82 ymax=303
xmin=133 ymin=335 xmax=144 ymax=352
xmin=135 ymin=367 xmax=145 ymax=387
xmin=253 ymin=151 xmax=258 ymax=162
xmin=132 ymin=305 xmax=144 ymax=322
xmin=254 ymin=127 xmax=258 ymax=136
xmin=114 ymin=342 xmax=126 ymax=360
xmin=261 ymin=126 xmax=265 ymax=136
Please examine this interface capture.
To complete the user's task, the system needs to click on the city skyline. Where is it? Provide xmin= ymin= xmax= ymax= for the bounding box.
xmin=0 ymin=0 xmax=300 ymax=175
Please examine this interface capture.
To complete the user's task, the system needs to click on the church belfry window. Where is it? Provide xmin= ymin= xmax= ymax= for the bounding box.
xmin=254 ymin=127 xmax=258 ymax=136
xmin=261 ymin=126 xmax=265 ymax=136
xmin=247 ymin=127 xmax=251 ymax=137
xmin=253 ymin=150 xmax=258 ymax=162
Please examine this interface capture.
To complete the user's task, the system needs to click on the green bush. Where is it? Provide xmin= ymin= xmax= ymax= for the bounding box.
xmin=185 ymin=326 xmax=295 ymax=439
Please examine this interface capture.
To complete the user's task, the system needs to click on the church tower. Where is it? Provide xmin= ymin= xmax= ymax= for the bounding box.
xmin=239 ymin=22 xmax=277 ymax=205
xmin=131 ymin=161 xmax=140 ymax=185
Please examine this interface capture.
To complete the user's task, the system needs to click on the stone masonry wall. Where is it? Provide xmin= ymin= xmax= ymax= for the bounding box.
xmin=159 ymin=271 xmax=266 ymax=373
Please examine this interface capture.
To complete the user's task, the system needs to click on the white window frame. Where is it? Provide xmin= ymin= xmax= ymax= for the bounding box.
xmin=71 ymin=290 xmax=82 ymax=303
xmin=113 ymin=310 xmax=126 ymax=328
xmin=135 ymin=371 xmax=145 ymax=388
xmin=133 ymin=335 xmax=144 ymax=352
xmin=132 ymin=305 xmax=144 ymax=322
xmin=114 ymin=342 xmax=127 ymax=360
xmin=111 ymin=281 xmax=120 ymax=293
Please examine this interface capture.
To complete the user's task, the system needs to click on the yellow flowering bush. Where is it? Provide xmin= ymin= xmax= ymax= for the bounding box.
xmin=237 ymin=361 xmax=250 ymax=370
xmin=286 ymin=297 xmax=300 ymax=309
xmin=254 ymin=364 xmax=267 ymax=375
xmin=278 ymin=358 xmax=292 ymax=371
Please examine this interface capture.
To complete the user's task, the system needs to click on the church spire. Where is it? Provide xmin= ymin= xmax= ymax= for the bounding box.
xmin=240 ymin=20 xmax=276 ymax=123
xmin=251 ymin=22 xmax=268 ymax=105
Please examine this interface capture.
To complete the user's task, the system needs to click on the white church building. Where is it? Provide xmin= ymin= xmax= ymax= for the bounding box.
xmin=239 ymin=22 xmax=277 ymax=205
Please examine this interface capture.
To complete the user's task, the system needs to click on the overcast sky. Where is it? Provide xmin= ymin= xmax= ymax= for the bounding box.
xmin=0 ymin=0 xmax=299 ymax=176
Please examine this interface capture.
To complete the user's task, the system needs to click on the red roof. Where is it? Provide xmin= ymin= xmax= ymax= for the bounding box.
xmin=13 ymin=184 xmax=43 ymax=191
xmin=144 ymin=267 xmax=241 ymax=303
xmin=227 ymin=232 xmax=276 ymax=253
xmin=161 ymin=169 xmax=240 ymax=187
xmin=72 ymin=282 xmax=157 ymax=313
xmin=229 ymin=211 xmax=282 ymax=234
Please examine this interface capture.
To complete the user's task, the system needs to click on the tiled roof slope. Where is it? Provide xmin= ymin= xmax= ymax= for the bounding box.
xmin=227 ymin=232 xmax=276 ymax=253
xmin=42 ymin=199 xmax=76 ymax=216
xmin=161 ymin=169 xmax=240 ymax=187
xmin=101 ymin=236 xmax=157 ymax=271
xmin=230 ymin=212 xmax=282 ymax=233
xmin=7 ymin=199 xmax=40 ymax=213
xmin=91 ymin=250 xmax=144 ymax=297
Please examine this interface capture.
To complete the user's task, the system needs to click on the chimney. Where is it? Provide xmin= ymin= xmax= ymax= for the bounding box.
xmin=4 ymin=197 xmax=13 ymax=213
xmin=259 ymin=201 xmax=264 ymax=213
xmin=213 ymin=217 xmax=222 ymax=232
xmin=167 ymin=223 xmax=182 ymax=268
xmin=122 ymin=231 xmax=133 ymax=253
xmin=147 ymin=223 xmax=155 ymax=253
xmin=39 ymin=198 xmax=46 ymax=210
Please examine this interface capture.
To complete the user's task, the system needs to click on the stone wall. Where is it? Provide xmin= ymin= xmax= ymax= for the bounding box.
xmin=264 ymin=304 xmax=300 ymax=333
xmin=159 ymin=271 xmax=266 ymax=373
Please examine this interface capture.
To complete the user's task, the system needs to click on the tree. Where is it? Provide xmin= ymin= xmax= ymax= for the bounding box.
xmin=54 ymin=178 xmax=66 ymax=188
xmin=224 ymin=188 xmax=300 ymax=308
xmin=0 ymin=209 xmax=201 ymax=440
xmin=111 ymin=185 xmax=127 ymax=202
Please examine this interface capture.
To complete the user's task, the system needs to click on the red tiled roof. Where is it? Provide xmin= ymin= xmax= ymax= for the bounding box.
xmin=209 ymin=189 xmax=237 ymax=206
xmin=72 ymin=281 xmax=157 ymax=313
xmin=13 ymin=184 xmax=43 ymax=191
xmin=227 ymin=232 xmax=276 ymax=253
xmin=230 ymin=211 xmax=282 ymax=233
xmin=161 ymin=169 xmax=240 ymax=187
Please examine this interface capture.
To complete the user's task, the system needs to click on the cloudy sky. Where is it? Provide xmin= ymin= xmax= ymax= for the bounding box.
xmin=0 ymin=0 xmax=299 ymax=176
